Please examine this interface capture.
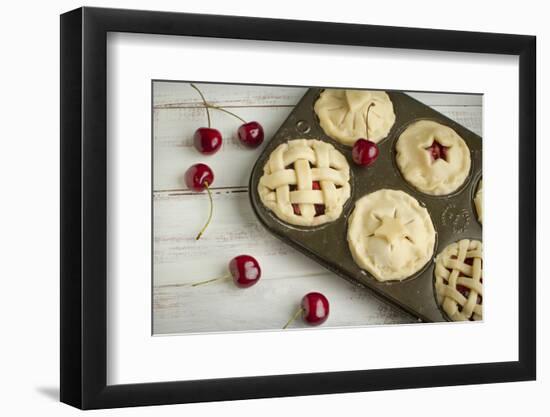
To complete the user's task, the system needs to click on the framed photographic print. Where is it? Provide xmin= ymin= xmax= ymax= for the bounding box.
xmin=60 ymin=6 xmax=536 ymax=409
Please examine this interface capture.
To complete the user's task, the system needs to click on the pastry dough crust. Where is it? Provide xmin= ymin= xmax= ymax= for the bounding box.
xmin=314 ymin=89 xmax=396 ymax=146
xmin=396 ymin=120 xmax=471 ymax=195
xmin=347 ymin=189 xmax=436 ymax=281
xmin=434 ymin=239 xmax=483 ymax=321
xmin=474 ymin=180 xmax=483 ymax=224
xmin=258 ymin=139 xmax=351 ymax=227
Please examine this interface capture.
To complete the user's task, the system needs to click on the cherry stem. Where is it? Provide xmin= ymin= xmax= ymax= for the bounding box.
xmin=191 ymin=274 xmax=231 ymax=287
xmin=206 ymin=102 xmax=247 ymax=124
xmin=195 ymin=182 xmax=213 ymax=240
xmin=282 ymin=307 xmax=304 ymax=330
xmin=190 ymin=83 xmax=211 ymax=128
xmin=365 ymin=103 xmax=375 ymax=136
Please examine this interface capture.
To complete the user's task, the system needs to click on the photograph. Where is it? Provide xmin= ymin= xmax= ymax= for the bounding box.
xmin=152 ymin=81 xmax=483 ymax=335
xmin=0 ymin=0 xmax=545 ymax=414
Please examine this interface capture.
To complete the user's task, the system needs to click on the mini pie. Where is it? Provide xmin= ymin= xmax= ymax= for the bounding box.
xmin=314 ymin=89 xmax=396 ymax=146
xmin=347 ymin=189 xmax=436 ymax=282
xmin=434 ymin=239 xmax=483 ymax=321
xmin=475 ymin=180 xmax=483 ymax=224
xmin=396 ymin=120 xmax=471 ymax=195
xmin=258 ymin=139 xmax=351 ymax=227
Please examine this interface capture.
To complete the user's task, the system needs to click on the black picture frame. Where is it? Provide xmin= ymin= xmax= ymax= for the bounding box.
xmin=60 ymin=6 xmax=536 ymax=410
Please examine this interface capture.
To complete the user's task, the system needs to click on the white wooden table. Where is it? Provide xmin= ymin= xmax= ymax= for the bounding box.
xmin=153 ymin=82 xmax=482 ymax=335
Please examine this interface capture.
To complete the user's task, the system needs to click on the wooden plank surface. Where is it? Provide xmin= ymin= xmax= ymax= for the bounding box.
xmin=153 ymin=82 xmax=482 ymax=335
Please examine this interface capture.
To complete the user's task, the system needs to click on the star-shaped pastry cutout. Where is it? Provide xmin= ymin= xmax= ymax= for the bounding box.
xmin=425 ymin=139 xmax=450 ymax=162
xmin=374 ymin=215 xmax=409 ymax=245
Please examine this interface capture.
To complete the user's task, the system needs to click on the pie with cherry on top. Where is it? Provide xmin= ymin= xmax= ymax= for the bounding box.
xmin=257 ymin=139 xmax=351 ymax=227
xmin=314 ymin=89 xmax=396 ymax=146
xmin=347 ymin=189 xmax=436 ymax=281
xmin=434 ymin=239 xmax=483 ymax=321
xmin=396 ymin=120 xmax=471 ymax=195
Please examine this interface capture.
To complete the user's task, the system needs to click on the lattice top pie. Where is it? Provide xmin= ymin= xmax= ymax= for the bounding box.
xmin=347 ymin=189 xmax=436 ymax=281
xmin=396 ymin=120 xmax=471 ymax=195
xmin=475 ymin=180 xmax=483 ymax=224
xmin=314 ymin=89 xmax=396 ymax=146
xmin=257 ymin=139 xmax=351 ymax=227
xmin=434 ymin=239 xmax=483 ymax=321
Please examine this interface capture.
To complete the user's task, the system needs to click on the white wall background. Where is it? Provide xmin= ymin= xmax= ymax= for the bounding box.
xmin=0 ymin=0 xmax=545 ymax=415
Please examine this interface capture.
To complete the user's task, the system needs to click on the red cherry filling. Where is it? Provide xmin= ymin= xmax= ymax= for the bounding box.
xmin=425 ymin=140 xmax=449 ymax=161
xmin=456 ymin=283 xmax=482 ymax=303
xmin=289 ymin=181 xmax=325 ymax=216
xmin=456 ymin=284 xmax=470 ymax=298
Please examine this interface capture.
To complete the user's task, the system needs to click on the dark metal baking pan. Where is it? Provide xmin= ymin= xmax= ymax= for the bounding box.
xmin=249 ymin=88 xmax=482 ymax=322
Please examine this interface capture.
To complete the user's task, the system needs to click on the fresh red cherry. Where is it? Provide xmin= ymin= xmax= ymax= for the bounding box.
xmin=238 ymin=121 xmax=264 ymax=148
xmin=184 ymin=163 xmax=214 ymax=239
xmin=352 ymin=139 xmax=379 ymax=166
xmin=184 ymin=163 xmax=214 ymax=192
xmin=228 ymin=255 xmax=262 ymax=288
xmin=283 ymin=292 xmax=330 ymax=329
xmin=190 ymin=83 xmax=222 ymax=155
xmin=352 ymin=102 xmax=379 ymax=166
xmin=193 ymin=128 xmax=222 ymax=155
xmin=190 ymin=83 xmax=264 ymax=149
xmin=191 ymin=254 xmax=261 ymax=288
xmin=301 ymin=292 xmax=330 ymax=326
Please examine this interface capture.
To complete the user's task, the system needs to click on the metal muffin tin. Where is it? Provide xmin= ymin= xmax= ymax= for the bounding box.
xmin=249 ymin=88 xmax=482 ymax=322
